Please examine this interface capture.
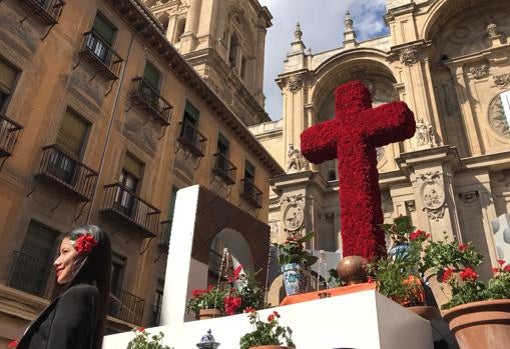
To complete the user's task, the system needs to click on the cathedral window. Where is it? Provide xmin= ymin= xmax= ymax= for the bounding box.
xmin=228 ymin=33 xmax=239 ymax=68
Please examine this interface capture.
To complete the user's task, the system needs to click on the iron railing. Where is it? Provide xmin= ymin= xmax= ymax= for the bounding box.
xmin=35 ymin=145 xmax=98 ymax=202
xmin=177 ymin=121 xmax=206 ymax=157
xmin=100 ymin=183 xmax=161 ymax=238
xmin=79 ymin=31 xmax=123 ymax=80
xmin=22 ymin=0 xmax=65 ymax=25
xmin=8 ymin=251 xmax=52 ymax=298
xmin=212 ymin=153 xmax=236 ymax=185
xmin=158 ymin=220 xmax=171 ymax=251
xmin=109 ymin=289 xmax=144 ymax=325
xmin=0 ymin=114 xmax=23 ymax=158
xmin=240 ymin=178 xmax=262 ymax=208
xmin=130 ymin=78 xmax=172 ymax=125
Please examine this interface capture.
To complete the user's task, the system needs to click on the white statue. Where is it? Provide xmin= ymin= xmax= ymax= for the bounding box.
xmin=287 ymin=144 xmax=306 ymax=172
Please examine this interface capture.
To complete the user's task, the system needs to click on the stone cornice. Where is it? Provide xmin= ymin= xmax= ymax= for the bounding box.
xmin=107 ymin=0 xmax=284 ymax=176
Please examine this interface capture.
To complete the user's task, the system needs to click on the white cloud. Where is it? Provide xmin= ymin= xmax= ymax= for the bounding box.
xmin=259 ymin=0 xmax=388 ymax=119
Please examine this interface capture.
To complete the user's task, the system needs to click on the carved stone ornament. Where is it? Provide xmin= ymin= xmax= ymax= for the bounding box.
xmin=288 ymin=76 xmax=303 ymax=93
xmin=405 ymin=200 xmax=416 ymax=213
xmin=488 ymin=94 xmax=510 ymax=138
xmin=413 ymin=119 xmax=437 ymax=150
xmin=486 ymin=23 xmax=498 ymax=38
xmin=286 ymin=144 xmax=307 ymax=173
xmin=418 ymin=171 xmax=446 ymax=222
xmin=269 ymin=220 xmax=279 ymax=240
xmin=494 ymin=74 xmax=510 ymax=89
xmin=281 ymin=194 xmax=305 ymax=231
xmin=400 ymin=47 xmax=419 ymax=66
xmin=468 ymin=64 xmax=489 ymax=79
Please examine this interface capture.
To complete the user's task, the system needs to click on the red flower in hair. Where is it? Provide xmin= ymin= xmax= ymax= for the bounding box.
xmin=8 ymin=340 xmax=18 ymax=348
xmin=74 ymin=233 xmax=97 ymax=254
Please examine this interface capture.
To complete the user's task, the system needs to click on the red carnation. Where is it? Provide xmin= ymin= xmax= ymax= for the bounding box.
xmin=74 ymin=233 xmax=97 ymax=254
xmin=409 ymin=229 xmax=426 ymax=241
xmin=460 ymin=267 xmax=478 ymax=281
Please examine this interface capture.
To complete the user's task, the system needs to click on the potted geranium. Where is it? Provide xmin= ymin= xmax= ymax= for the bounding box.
xmin=126 ymin=327 xmax=173 ymax=349
xmin=239 ymin=310 xmax=295 ymax=349
xmin=274 ymin=232 xmax=318 ymax=296
xmin=186 ymin=284 xmax=229 ymax=320
xmin=440 ymin=260 xmax=510 ymax=349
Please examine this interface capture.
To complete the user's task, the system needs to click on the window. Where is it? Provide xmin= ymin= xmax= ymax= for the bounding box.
xmin=143 ymin=61 xmax=161 ymax=91
xmin=183 ymin=100 xmax=199 ymax=126
xmin=47 ymin=109 xmax=90 ymax=184
xmin=228 ymin=33 xmax=239 ymax=68
xmin=240 ymin=56 xmax=247 ymax=81
xmin=244 ymin=160 xmax=255 ymax=182
xmin=115 ymin=153 xmax=144 ymax=216
xmin=151 ymin=278 xmax=165 ymax=326
xmin=88 ymin=13 xmax=117 ymax=64
xmin=217 ymin=133 xmax=230 ymax=157
xmin=111 ymin=253 xmax=126 ymax=295
xmin=9 ymin=221 xmax=58 ymax=297
xmin=175 ymin=18 xmax=186 ymax=43
xmin=0 ymin=58 xmax=19 ymax=112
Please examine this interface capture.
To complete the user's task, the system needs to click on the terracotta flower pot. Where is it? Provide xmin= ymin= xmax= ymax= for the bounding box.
xmin=249 ymin=346 xmax=294 ymax=349
xmin=443 ymin=299 xmax=510 ymax=349
xmin=407 ymin=305 xmax=441 ymax=321
xmin=198 ymin=308 xmax=222 ymax=320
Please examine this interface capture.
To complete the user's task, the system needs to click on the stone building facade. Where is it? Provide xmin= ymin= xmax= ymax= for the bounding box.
xmin=0 ymin=0 xmax=281 ymax=344
xmin=249 ymin=0 xmax=510 ymax=280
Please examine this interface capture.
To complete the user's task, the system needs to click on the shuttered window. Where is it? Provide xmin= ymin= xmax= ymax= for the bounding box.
xmin=56 ymin=109 xmax=89 ymax=158
xmin=0 ymin=58 xmax=19 ymax=111
xmin=144 ymin=61 xmax=161 ymax=91
xmin=217 ymin=133 xmax=229 ymax=156
xmin=123 ymin=153 xmax=144 ymax=180
xmin=92 ymin=13 xmax=116 ymax=45
xmin=245 ymin=160 xmax=255 ymax=181
xmin=183 ymin=100 xmax=199 ymax=125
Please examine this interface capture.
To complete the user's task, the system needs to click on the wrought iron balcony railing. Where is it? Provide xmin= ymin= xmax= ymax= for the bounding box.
xmin=130 ymin=78 xmax=172 ymax=125
xmin=109 ymin=289 xmax=144 ymax=325
xmin=212 ymin=153 xmax=236 ymax=185
xmin=8 ymin=251 xmax=52 ymax=298
xmin=0 ymin=114 xmax=23 ymax=158
xmin=177 ymin=121 xmax=206 ymax=157
xmin=35 ymin=145 xmax=98 ymax=202
xmin=240 ymin=178 xmax=262 ymax=208
xmin=100 ymin=183 xmax=161 ymax=238
xmin=79 ymin=31 xmax=123 ymax=80
xmin=21 ymin=0 xmax=65 ymax=25
xmin=158 ymin=220 xmax=171 ymax=251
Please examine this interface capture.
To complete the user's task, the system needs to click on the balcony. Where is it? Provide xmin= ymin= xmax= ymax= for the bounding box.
xmin=8 ymin=251 xmax=52 ymax=298
xmin=109 ymin=289 xmax=144 ymax=325
xmin=79 ymin=31 xmax=123 ymax=80
xmin=100 ymin=183 xmax=160 ymax=238
xmin=130 ymin=78 xmax=172 ymax=126
xmin=35 ymin=145 xmax=98 ymax=202
xmin=212 ymin=153 xmax=236 ymax=185
xmin=21 ymin=0 xmax=65 ymax=25
xmin=0 ymin=114 xmax=23 ymax=158
xmin=177 ymin=121 xmax=206 ymax=157
xmin=158 ymin=220 xmax=171 ymax=251
xmin=240 ymin=178 xmax=262 ymax=208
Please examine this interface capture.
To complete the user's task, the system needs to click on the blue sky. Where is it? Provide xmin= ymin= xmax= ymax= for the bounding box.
xmin=258 ymin=0 xmax=388 ymax=119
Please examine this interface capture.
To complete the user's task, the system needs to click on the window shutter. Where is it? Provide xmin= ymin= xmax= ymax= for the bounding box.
xmin=245 ymin=160 xmax=255 ymax=180
xmin=144 ymin=62 xmax=161 ymax=90
xmin=56 ymin=109 xmax=89 ymax=158
xmin=0 ymin=59 xmax=18 ymax=92
xmin=124 ymin=153 xmax=144 ymax=179
xmin=93 ymin=14 xmax=116 ymax=45
xmin=184 ymin=101 xmax=200 ymax=124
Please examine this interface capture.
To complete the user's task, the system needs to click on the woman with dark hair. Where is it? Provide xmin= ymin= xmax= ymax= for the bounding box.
xmin=15 ymin=225 xmax=112 ymax=349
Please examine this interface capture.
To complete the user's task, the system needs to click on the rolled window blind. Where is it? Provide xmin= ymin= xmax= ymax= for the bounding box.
xmin=56 ymin=109 xmax=89 ymax=158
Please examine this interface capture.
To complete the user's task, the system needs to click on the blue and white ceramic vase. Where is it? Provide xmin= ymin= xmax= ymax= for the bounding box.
xmin=281 ymin=263 xmax=307 ymax=296
xmin=388 ymin=243 xmax=410 ymax=259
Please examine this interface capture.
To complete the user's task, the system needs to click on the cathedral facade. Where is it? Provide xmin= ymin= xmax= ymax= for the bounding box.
xmin=250 ymin=0 xmax=510 ymax=279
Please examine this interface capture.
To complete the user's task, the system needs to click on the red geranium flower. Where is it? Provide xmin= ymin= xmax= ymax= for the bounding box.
xmin=493 ymin=267 xmax=499 ymax=273
xmin=458 ymin=243 xmax=468 ymax=251
xmin=441 ymin=267 xmax=454 ymax=283
xmin=267 ymin=314 xmax=275 ymax=322
xmin=409 ymin=229 xmax=426 ymax=241
xmin=497 ymin=259 xmax=505 ymax=266
xmin=504 ymin=265 xmax=510 ymax=272
xmin=137 ymin=327 xmax=145 ymax=332
xmin=460 ymin=267 xmax=478 ymax=281
xmin=74 ymin=233 xmax=97 ymax=254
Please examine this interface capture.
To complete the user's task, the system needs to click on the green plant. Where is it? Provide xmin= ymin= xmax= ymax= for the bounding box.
xmin=234 ymin=269 xmax=265 ymax=312
xmin=127 ymin=327 xmax=172 ymax=349
xmin=441 ymin=260 xmax=510 ymax=309
xmin=273 ymin=232 xmax=318 ymax=266
xmin=421 ymin=232 xmax=484 ymax=275
xmin=239 ymin=310 xmax=295 ymax=349
xmin=185 ymin=283 xmax=230 ymax=315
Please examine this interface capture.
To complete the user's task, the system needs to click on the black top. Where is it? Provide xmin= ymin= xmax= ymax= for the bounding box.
xmin=18 ymin=284 xmax=99 ymax=349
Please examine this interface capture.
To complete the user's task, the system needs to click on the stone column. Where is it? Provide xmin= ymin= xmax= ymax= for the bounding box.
xmin=179 ymin=0 xmax=202 ymax=53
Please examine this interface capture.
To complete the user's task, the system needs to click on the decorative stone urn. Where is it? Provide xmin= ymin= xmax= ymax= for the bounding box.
xmin=336 ymin=256 xmax=368 ymax=285
xmin=443 ymin=299 xmax=510 ymax=349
